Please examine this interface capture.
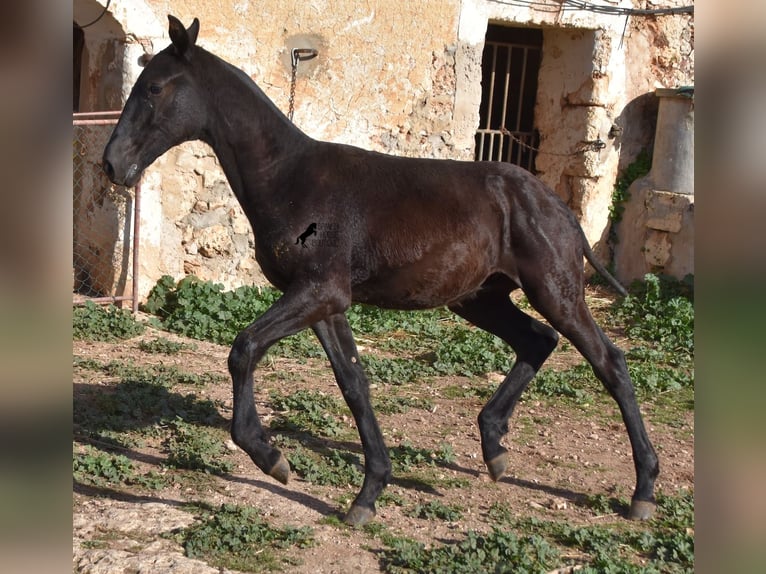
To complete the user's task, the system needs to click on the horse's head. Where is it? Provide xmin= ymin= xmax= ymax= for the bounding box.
xmin=103 ymin=15 xmax=205 ymax=187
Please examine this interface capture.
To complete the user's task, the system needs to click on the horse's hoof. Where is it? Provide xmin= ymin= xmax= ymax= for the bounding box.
xmin=628 ymin=499 xmax=655 ymax=520
xmin=268 ymin=454 xmax=290 ymax=485
xmin=343 ymin=505 xmax=375 ymax=527
xmin=486 ymin=453 xmax=508 ymax=482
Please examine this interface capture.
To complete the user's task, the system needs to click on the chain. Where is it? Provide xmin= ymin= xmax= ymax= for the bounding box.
xmin=500 ymin=126 xmax=605 ymax=157
xmin=287 ymin=48 xmax=318 ymax=122
xmin=288 ymin=60 xmax=297 ymax=121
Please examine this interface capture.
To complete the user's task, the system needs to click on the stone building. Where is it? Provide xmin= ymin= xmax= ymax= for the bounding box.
xmin=73 ymin=0 xmax=694 ymax=300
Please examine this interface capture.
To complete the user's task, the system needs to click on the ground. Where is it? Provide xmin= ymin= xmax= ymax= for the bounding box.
xmin=72 ymin=290 xmax=694 ymax=573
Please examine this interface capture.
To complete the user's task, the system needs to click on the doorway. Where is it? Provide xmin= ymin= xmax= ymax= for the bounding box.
xmin=475 ymin=25 xmax=542 ymax=173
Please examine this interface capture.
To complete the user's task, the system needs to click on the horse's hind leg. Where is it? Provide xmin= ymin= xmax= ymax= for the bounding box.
xmin=524 ymin=283 xmax=659 ymax=520
xmin=312 ymin=314 xmax=391 ymax=526
xmin=449 ymin=287 xmax=559 ymax=482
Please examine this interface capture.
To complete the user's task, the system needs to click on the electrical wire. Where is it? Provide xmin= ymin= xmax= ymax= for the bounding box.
xmin=489 ymin=0 xmax=693 ymax=16
xmin=79 ymin=0 xmax=112 ymax=29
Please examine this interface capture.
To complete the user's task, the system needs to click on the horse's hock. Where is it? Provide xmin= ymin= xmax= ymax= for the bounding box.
xmin=614 ymin=88 xmax=695 ymax=283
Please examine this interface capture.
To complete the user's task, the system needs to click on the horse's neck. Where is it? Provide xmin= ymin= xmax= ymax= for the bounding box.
xmin=200 ymin=51 xmax=309 ymax=205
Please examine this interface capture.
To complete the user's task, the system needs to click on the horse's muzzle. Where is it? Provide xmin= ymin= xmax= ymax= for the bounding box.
xmin=102 ymin=158 xmax=116 ymax=182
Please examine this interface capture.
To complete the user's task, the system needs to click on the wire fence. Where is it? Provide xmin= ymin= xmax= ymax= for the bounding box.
xmin=73 ymin=111 xmax=140 ymax=312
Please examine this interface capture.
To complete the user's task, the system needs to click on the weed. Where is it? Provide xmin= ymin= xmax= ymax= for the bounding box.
xmin=74 ymin=359 xmax=225 ymax=435
xmin=389 ymin=441 xmax=455 ymax=472
xmin=363 ymin=355 xmax=432 ymax=385
xmin=609 ymin=149 xmax=652 ymax=226
xmin=373 ymin=394 xmax=434 ymax=414
xmin=583 ymin=493 xmax=627 ymax=516
xmin=142 ymin=276 xmax=515 ymax=377
xmin=528 ymin=363 xmax=594 ymax=402
xmin=406 ymin=499 xmax=463 ymax=522
xmin=75 ymin=357 xmax=224 ymax=387
xmin=165 ymin=418 xmax=233 ymax=475
xmin=174 ymin=503 xmax=313 ymax=572
xmin=432 ymin=325 xmax=512 ymax=377
xmin=276 ymin=439 xmax=364 ymax=487
xmin=380 ymin=528 xmax=560 ymax=574
xmin=505 ymin=491 xmax=694 ymax=573
xmin=73 ymin=301 xmax=145 ymax=341
xmin=138 ymin=337 xmax=193 ymax=354
xmin=614 ymin=273 xmax=694 ymax=362
xmin=73 ymin=446 xmax=136 ymax=486
xmin=269 ymin=389 xmax=348 ymax=438
xmin=73 ymin=445 xmax=170 ymax=490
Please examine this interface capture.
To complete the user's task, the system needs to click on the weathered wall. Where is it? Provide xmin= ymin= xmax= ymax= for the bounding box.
xmin=614 ymin=89 xmax=694 ymax=283
xmin=73 ymin=0 xmax=694 ymax=300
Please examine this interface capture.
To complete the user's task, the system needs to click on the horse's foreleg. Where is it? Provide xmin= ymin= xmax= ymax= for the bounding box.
xmin=313 ymin=314 xmax=391 ymax=526
xmin=227 ymin=287 xmax=346 ymax=484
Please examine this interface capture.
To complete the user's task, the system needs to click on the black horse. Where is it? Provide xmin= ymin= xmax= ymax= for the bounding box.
xmin=103 ymin=15 xmax=658 ymax=526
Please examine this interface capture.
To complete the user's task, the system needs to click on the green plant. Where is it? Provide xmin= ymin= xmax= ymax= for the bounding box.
xmin=165 ymin=418 xmax=233 ymax=475
xmin=583 ymin=493 xmax=627 ymax=516
xmin=174 ymin=503 xmax=313 ymax=572
xmin=432 ymin=326 xmax=512 ymax=377
xmin=276 ymin=438 xmax=364 ymax=487
xmin=74 ymin=360 xmax=225 ymax=433
xmin=406 ymin=499 xmax=463 ymax=522
xmin=73 ymin=445 xmax=171 ymax=490
xmin=504 ymin=490 xmax=694 ymax=573
xmin=389 ymin=441 xmax=455 ymax=472
xmin=363 ymin=355 xmax=433 ymax=385
xmin=610 ymin=149 xmax=652 ymax=226
xmin=138 ymin=337 xmax=192 ymax=354
xmin=141 ymin=276 xmax=518 ymax=378
xmin=380 ymin=528 xmax=560 ymax=574
xmin=614 ymin=273 xmax=694 ymax=361
xmin=73 ymin=446 xmax=136 ymax=486
xmin=373 ymin=394 xmax=434 ymax=414
xmin=73 ymin=301 xmax=145 ymax=341
xmin=528 ymin=362 xmax=594 ymax=402
xmin=143 ymin=275 xmax=276 ymax=343
xmin=269 ymin=389 xmax=347 ymax=438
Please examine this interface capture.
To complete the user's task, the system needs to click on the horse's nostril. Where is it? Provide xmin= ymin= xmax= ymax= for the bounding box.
xmin=103 ymin=159 xmax=115 ymax=181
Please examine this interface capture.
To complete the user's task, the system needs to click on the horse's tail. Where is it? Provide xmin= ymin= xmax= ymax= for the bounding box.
xmin=581 ymin=233 xmax=627 ymax=297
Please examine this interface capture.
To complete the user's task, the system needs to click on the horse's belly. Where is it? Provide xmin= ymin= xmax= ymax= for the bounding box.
xmin=352 ymin=252 xmax=491 ymax=310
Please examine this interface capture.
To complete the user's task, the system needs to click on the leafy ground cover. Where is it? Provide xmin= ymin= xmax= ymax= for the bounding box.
xmin=73 ymin=274 xmax=693 ymax=573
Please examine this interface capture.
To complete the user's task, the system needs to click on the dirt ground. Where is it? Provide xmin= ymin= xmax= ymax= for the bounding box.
xmin=72 ymin=312 xmax=694 ymax=573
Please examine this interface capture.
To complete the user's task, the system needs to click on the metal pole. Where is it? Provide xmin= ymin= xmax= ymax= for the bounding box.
xmin=131 ymin=180 xmax=141 ymax=313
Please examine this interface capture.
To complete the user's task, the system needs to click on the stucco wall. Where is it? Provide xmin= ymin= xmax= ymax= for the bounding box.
xmin=73 ymin=0 xmax=694 ymax=300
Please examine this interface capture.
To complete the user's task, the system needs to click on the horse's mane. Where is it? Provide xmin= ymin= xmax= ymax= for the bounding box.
xmin=197 ymin=46 xmax=292 ymax=123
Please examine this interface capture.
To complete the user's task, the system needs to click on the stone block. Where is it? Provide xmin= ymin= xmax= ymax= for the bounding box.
xmin=644 ymin=230 xmax=672 ymax=267
xmin=645 ymin=190 xmax=690 ymax=233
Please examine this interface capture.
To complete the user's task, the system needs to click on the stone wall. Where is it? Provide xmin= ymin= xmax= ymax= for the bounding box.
xmin=614 ymin=88 xmax=694 ymax=283
xmin=73 ymin=0 xmax=694 ymax=300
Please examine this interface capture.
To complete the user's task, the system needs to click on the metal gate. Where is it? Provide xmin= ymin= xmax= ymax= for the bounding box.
xmin=73 ymin=111 xmax=141 ymax=312
xmin=475 ymin=27 xmax=542 ymax=172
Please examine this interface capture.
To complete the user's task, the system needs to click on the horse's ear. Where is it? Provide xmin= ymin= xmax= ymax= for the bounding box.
xmin=187 ymin=18 xmax=200 ymax=47
xmin=168 ymin=15 xmax=199 ymax=58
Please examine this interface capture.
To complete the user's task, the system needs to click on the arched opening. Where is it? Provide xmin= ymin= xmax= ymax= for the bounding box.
xmin=73 ymin=1 xmax=134 ymax=303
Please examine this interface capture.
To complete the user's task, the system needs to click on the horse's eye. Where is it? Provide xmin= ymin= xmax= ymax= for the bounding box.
xmin=149 ymin=84 xmax=162 ymax=95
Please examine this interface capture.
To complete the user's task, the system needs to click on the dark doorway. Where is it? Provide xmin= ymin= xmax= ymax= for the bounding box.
xmin=475 ymin=25 xmax=542 ymax=173
xmin=74 ymin=23 xmax=84 ymax=112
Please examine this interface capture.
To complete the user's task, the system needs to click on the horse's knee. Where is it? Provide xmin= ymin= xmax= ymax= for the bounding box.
xmin=228 ymin=331 xmax=265 ymax=378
